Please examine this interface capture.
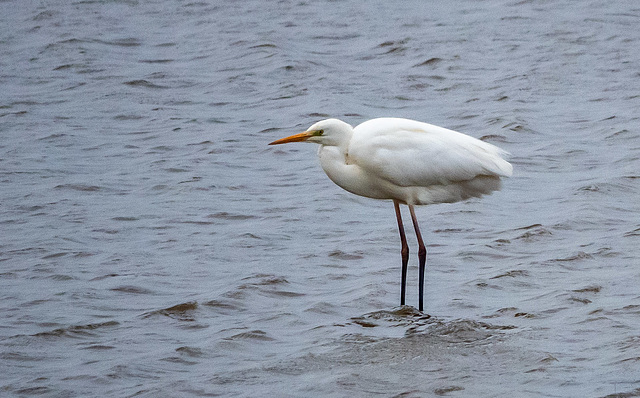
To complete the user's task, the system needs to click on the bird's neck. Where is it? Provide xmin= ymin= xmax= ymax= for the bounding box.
xmin=317 ymin=145 xmax=362 ymax=196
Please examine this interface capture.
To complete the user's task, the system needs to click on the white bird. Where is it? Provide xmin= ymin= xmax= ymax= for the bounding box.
xmin=269 ymin=117 xmax=512 ymax=311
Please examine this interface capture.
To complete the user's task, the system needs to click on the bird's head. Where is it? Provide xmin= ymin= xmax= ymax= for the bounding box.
xmin=269 ymin=118 xmax=353 ymax=147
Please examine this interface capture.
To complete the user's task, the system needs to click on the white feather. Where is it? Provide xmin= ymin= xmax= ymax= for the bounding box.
xmin=305 ymin=118 xmax=512 ymax=205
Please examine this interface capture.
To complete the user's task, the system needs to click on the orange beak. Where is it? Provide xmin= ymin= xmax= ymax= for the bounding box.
xmin=269 ymin=131 xmax=315 ymax=145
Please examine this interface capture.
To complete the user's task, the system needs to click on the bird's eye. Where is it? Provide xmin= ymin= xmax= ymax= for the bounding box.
xmin=313 ymin=130 xmax=324 ymax=136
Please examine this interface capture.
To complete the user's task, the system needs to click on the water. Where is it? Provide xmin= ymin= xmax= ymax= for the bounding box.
xmin=1 ymin=0 xmax=639 ymax=396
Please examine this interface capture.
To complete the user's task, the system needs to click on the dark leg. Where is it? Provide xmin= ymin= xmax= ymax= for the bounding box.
xmin=409 ymin=205 xmax=426 ymax=312
xmin=393 ymin=200 xmax=409 ymax=306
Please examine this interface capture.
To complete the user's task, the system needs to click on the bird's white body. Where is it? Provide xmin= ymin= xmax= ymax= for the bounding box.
xmin=312 ymin=118 xmax=512 ymax=206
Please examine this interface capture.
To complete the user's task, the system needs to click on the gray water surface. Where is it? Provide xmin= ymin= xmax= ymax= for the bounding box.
xmin=1 ymin=1 xmax=639 ymax=397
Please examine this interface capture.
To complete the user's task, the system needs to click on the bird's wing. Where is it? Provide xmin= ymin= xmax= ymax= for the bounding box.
xmin=349 ymin=119 xmax=512 ymax=188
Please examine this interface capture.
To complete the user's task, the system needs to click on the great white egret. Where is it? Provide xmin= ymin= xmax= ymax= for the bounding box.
xmin=269 ymin=118 xmax=512 ymax=311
